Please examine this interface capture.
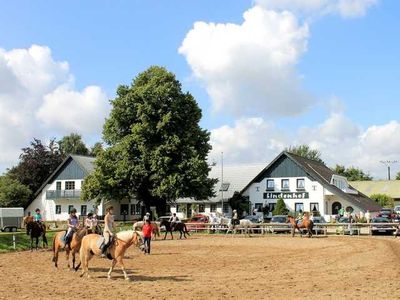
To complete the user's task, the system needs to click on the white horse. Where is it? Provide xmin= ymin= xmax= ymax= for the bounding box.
xmin=226 ymin=219 xmax=254 ymax=236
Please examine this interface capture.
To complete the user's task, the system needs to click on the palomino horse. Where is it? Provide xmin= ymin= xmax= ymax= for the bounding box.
xmin=226 ymin=219 xmax=254 ymax=236
xmin=288 ymin=216 xmax=314 ymax=238
xmin=159 ymin=220 xmax=190 ymax=240
xmin=26 ymin=221 xmax=48 ymax=250
xmin=52 ymin=227 xmax=89 ymax=269
xmin=132 ymin=221 xmax=161 ymax=240
xmin=76 ymin=230 xmax=141 ymax=280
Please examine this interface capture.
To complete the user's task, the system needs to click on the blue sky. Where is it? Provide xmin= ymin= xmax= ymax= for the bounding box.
xmin=0 ymin=0 xmax=399 ymax=177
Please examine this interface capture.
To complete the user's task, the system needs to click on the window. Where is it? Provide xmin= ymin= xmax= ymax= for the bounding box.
xmin=55 ymin=205 xmax=61 ymax=214
xmin=199 ymin=204 xmax=205 ymax=213
xmin=297 ymin=179 xmax=305 ymax=190
xmin=68 ymin=205 xmax=74 ymax=214
xmin=56 ymin=181 xmax=61 ymax=190
xmin=220 ymin=183 xmax=230 ymax=191
xmin=223 ymin=203 xmax=229 ymax=213
xmin=120 ymin=204 xmax=129 ymax=216
xmin=130 ymin=204 xmax=141 ymax=215
xmin=210 ymin=204 xmax=217 ymax=212
xmin=310 ymin=203 xmax=319 ymax=212
xmin=266 ymin=179 xmax=275 ymax=190
xmin=281 ymin=179 xmax=290 ymax=190
xmin=255 ymin=203 xmax=263 ymax=212
xmin=295 ymin=203 xmax=304 ymax=213
xmin=65 ymin=181 xmax=75 ymax=190
xmin=346 ymin=206 xmax=354 ymax=213
xmin=165 ymin=204 xmax=171 ymax=214
xmin=176 ymin=204 xmax=182 ymax=213
xmin=81 ymin=205 xmax=87 ymax=216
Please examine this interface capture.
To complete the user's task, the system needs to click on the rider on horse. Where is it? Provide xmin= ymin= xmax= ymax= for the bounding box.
xmin=84 ymin=212 xmax=98 ymax=233
xmin=65 ymin=208 xmax=80 ymax=250
xmin=169 ymin=213 xmax=180 ymax=231
xmin=232 ymin=209 xmax=240 ymax=226
xmin=101 ymin=206 xmax=115 ymax=258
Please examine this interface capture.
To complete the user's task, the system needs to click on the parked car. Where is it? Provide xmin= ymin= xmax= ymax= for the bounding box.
xmin=394 ymin=206 xmax=400 ymax=215
xmin=370 ymin=217 xmax=396 ymax=235
xmin=269 ymin=215 xmax=291 ymax=234
xmin=310 ymin=216 xmax=326 ymax=234
xmin=377 ymin=208 xmax=396 ymax=220
xmin=185 ymin=214 xmax=209 ymax=231
xmin=243 ymin=215 xmax=263 ymax=224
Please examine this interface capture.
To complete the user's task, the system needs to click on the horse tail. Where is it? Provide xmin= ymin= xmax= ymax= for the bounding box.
xmin=184 ymin=224 xmax=190 ymax=236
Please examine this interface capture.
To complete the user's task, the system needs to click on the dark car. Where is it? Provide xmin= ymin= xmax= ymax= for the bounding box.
xmin=269 ymin=215 xmax=291 ymax=233
xmin=370 ymin=217 xmax=396 ymax=235
xmin=377 ymin=209 xmax=396 ymax=220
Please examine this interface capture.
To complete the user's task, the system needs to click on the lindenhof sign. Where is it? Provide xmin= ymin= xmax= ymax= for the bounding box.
xmin=263 ymin=192 xmax=309 ymax=199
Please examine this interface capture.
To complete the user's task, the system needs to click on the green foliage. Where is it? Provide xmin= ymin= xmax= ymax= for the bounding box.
xmin=82 ymin=66 xmax=216 ymax=215
xmin=333 ymin=164 xmax=372 ymax=181
xmin=272 ymin=198 xmax=289 ymax=215
xmin=396 ymin=171 xmax=400 ymax=180
xmin=228 ymin=192 xmax=250 ymax=217
xmin=370 ymin=194 xmax=394 ymax=208
xmin=0 ymin=176 xmax=31 ymax=207
xmin=286 ymin=145 xmax=324 ymax=164
xmin=262 ymin=204 xmax=270 ymax=216
xmin=90 ymin=142 xmax=104 ymax=157
xmin=59 ymin=133 xmax=89 ymax=156
xmin=7 ymin=139 xmax=63 ymax=195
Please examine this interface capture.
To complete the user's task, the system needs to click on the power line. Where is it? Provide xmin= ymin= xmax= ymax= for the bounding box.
xmin=380 ymin=160 xmax=398 ymax=180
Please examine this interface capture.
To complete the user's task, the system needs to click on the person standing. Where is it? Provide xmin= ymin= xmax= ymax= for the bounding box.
xmin=143 ymin=212 xmax=151 ymax=222
xmin=365 ymin=210 xmax=371 ymax=223
xmin=101 ymin=206 xmax=115 ymax=257
xmin=142 ymin=219 xmax=153 ymax=254
xmin=232 ymin=209 xmax=239 ymax=226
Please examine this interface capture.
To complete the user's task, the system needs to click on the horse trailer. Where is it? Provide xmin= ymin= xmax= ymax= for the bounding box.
xmin=0 ymin=207 xmax=24 ymax=232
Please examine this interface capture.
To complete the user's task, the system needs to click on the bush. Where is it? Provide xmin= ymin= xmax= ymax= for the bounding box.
xmin=272 ymin=198 xmax=289 ymax=215
xmin=370 ymin=194 xmax=394 ymax=208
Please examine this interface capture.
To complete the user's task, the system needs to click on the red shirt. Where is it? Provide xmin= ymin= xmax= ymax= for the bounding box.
xmin=142 ymin=223 xmax=153 ymax=238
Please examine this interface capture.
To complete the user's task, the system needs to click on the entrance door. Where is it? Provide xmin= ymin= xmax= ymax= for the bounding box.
xmin=332 ymin=202 xmax=342 ymax=215
xmin=186 ymin=204 xmax=192 ymax=218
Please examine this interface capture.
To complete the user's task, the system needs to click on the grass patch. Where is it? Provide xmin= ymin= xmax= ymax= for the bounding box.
xmin=0 ymin=231 xmax=59 ymax=253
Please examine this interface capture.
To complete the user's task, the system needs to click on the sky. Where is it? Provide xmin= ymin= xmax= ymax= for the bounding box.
xmin=0 ymin=0 xmax=399 ymax=179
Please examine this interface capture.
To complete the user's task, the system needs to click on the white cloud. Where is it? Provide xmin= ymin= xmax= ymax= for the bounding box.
xmin=0 ymin=45 xmax=109 ymax=170
xmin=210 ymin=117 xmax=287 ymax=164
xmin=255 ymin=0 xmax=378 ymax=18
xmin=210 ymin=112 xmax=400 ymax=179
xmin=179 ymin=6 xmax=313 ymax=117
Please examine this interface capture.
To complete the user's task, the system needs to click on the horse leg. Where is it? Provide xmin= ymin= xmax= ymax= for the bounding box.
xmin=170 ymin=231 xmax=173 ymax=240
xmin=291 ymin=227 xmax=295 ymax=237
xmin=117 ymin=256 xmax=130 ymax=281
xmin=107 ymin=259 xmax=117 ymax=280
xmin=36 ymin=236 xmax=39 ymax=250
xmin=72 ymin=251 xmax=76 ymax=270
xmin=163 ymin=231 xmax=167 ymax=240
xmin=66 ymin=249 xmax=70 ymax=269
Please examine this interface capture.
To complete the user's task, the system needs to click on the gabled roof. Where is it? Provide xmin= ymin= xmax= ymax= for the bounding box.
xmin=26 ymin=155 xmax=96 ymax=208
xmin=176 ymin=163 xmax=265 ymax=203
xmin=241 ymin=151 xmax=381 ymax=212
xmin=350 ymin=180 xmax=400 ymax=199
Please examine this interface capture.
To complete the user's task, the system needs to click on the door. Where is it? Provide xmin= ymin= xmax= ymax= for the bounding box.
xmin=332 ymin=202 xmax=342 ymax=215
xmin=186 ymin=204 xmax=192 ymax=218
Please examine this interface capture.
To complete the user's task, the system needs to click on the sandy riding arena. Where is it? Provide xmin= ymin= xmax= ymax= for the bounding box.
xmin=1 ymin=235 xmax=400 ymax=299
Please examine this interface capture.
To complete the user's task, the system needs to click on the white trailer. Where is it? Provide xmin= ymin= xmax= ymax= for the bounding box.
xmin=0 ymin=207 xmax=24 ymax=232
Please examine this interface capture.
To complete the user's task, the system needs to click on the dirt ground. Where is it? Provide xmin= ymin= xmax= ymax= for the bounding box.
xmin=1 ymin=235 xmax=400 ymax=300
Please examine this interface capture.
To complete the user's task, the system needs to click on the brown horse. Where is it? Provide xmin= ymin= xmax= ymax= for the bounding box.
xmin=288 ymin=215 xmax=314 ymax=238
xmin=52 ymin=227 xmax=89 ymax=269
xmin=76 ymin=230 xmax=141 ymax=280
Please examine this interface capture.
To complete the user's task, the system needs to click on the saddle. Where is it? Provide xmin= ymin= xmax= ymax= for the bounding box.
xmin=97 ymin=236 xmax=114 ymax=260
xmin=232 ymin=219 xmax=240 ymax=226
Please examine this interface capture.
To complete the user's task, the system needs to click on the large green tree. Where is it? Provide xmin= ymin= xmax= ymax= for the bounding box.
xmin=228 ymin=191 xmax=250 ymax=217
xmin=286 ymin=145 xmax=324 ymax=164
xmin=272 ymin=198 xmax=289 ymax=216
xmin=333 ymin=165 xmax=372 ymax=181
xmin=8 ymin=139 xmax=63 ymax=195
xmin=90 ymin=142 xmax=104 ymax=157
xmin=396 ymin=171 xmax=400 ymax=180
xmin=82 ymin=66 xmax=216 ymax=215
xmin=59 ymin=133 xmax=89 ymax=156
xmin=0 ymin=176 xmax=31 ymax=207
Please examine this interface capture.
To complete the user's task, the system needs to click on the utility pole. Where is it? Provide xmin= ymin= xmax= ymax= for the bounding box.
xmin=380 ymin=160 xmax=398 ymax=180
xmin=221 ymin=152 xmax=224 ymax=217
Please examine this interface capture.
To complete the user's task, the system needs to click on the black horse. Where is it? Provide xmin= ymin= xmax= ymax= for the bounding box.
xmin=26 ymin=221 xmax=48 ymax=250
xmin=160 ymin=220 xmax=190 ymax=240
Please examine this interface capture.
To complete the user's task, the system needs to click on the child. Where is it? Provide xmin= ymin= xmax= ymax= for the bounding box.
xmin=142 ymin=219 xmax=153 ymax=254
xmin=34 ymin=208 xmax=43 ymax=223
xmin=65 ymin=208 xmax=79 ymax=249
xmin=101 ymin=206 xmax=115 ymax=257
